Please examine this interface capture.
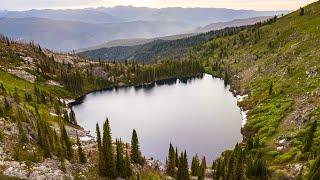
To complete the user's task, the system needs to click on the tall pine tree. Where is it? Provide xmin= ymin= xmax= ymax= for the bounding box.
xmin=116 ymin=138 xmax=125 ymax=178
xmin=124 ymin=144 xmax=133 ymax=178
xmin=76 ymin=131 xmax=86 ymax=164
xmin=166 ymin=143 xmax=176 ymax=177
xmin=102 ymin=118 xmax=116 ymax=178
xmin=177 ymin=151 xmax=190 ymax=180
xmin=96 ymin=123 xmax=104 ymax=176
xmin=131 ymin=129 xmax=143 ymax=165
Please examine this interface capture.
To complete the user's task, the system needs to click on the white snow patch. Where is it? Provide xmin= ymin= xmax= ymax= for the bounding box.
xmin=277 ymin=146 xmax=284 ymax=151
xmin=49 ymin=112 xmax=58 ymax=117
xmin=241 ymin=110 xmax=249 ymax=127
xmin=236 ymin=94 xmax=248 ymax=102
xmin=279 ymin=139 xmax=286 ymax=144
xmin=80 ymin=136 xmax=94 ymax=142
xmin=47 ymin=80 xmax=63 ymax=87
xmin=64 ymin=99 xmax=75 ymax=104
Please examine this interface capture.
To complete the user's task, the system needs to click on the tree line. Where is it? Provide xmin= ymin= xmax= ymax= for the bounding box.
xmin=95 ymin=118 xmax=143 ymax=179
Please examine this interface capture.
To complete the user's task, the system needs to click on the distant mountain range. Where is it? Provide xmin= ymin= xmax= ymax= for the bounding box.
xmin=0 ymin=17 xmax=190 ymax=51
xmin=195 ymin=16 xmax=271 ymax=33
xmin=78 ymin=16 xmax=275 ymax=62
xmin=0 ymin=6 xmax=288 ymax=51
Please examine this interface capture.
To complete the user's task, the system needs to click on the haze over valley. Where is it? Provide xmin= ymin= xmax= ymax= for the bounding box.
xmin=0 ymin=7 xmax=287 ymax=51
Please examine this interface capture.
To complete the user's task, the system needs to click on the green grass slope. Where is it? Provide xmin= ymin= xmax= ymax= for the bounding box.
xmin=195 ymin=1 xmax=320 ymax=178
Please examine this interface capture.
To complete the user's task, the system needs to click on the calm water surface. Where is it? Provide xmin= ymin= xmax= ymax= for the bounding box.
xmin=72 ymin=74 xmax=242 ymax=162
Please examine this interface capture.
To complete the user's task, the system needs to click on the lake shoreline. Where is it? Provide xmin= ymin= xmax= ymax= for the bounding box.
xmin=68 ymin=73 xmax=204 ymax=107
xmin=71 ymin=73 xmax=243 ymax=162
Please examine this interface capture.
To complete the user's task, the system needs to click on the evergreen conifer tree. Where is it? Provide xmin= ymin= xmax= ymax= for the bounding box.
xmin=269 ymin=82 xmax=273 ymax=95
xmin=191 ymin=154 xmax=199 ymax=176
xmin=76 ymin=131 xmax=86 ymax=164
xmin=124 ymin=144 xmax=133 ymax=178
xmin=102 ymin=118 xmax=116 ymax=178
xmin=198 ymin=156 xmax=206 ymax=180
xmin=60 ymin=122 xmax=73 ymax=160
xmin=166 ymin=143 xmax=176 ymax=177
xmin=116 ymin=138 xmax=125 ymax=178
xmin=300 ymin=7 xmax=305 ymax=16
xmin=303 ymin=120 xmax=317 ymax=152
xmin=308 ymin=156 xmax=320 ymax=179
xmin=96 ymin=123 xmax=104 ymax=176
xmin=175 ymin=147 xmax=179 ymax=168
xmin=17 ymin=118 xmax=28 ymax=144
xmin=69 ymin=108 xmax=77 ymax=125
xmin=177 ymin=151 xmax=190 ymax=180
xmin=57 ymin=136 xmax=66 ymax=172
xmin=131 ymin=129 xmax=143 ymax=165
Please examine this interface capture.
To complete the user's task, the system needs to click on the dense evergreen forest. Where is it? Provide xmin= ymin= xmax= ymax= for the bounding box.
xmin=37 ymin=51 xmax=203 ymax=94
xmin=78 ymin=26 xmax=250 ymax=63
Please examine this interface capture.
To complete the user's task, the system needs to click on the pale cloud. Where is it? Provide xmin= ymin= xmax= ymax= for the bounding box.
xmin=0 ymin=0 xmax=316 ymax=11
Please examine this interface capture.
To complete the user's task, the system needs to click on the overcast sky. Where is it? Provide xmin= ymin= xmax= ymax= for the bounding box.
xmin=0 ymin=0 xmax=316 ymax=11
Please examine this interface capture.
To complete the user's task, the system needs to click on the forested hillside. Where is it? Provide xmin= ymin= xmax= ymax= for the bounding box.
xmin=78 ymin=26 xmax=250 ymax=63
xmin=190 ymin=1 xmax=320 ymax=178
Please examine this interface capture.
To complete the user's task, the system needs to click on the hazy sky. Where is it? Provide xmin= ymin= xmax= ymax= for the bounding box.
xmin=0 ymin=0 xmax=316 ymax=11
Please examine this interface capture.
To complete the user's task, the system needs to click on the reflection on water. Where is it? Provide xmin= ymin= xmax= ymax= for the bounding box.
xmin=72 ymin=74 xmax=242 ymax=162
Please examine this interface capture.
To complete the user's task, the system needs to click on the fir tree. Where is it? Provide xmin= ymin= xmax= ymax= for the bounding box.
xmin=76 ymin=131 xmax=86 ymax=164
xmin=96 ymin=123 xmax=104 ymax=176
xmin=124 ymin=144 xmax=133 ymax=178
xmin=177 ymin=151 xmax=189 ymax=180
xmin=58 ymin=136 xmax=66 ymax=172
xmin=0 ymin=83 xmax=6 ymax=95
xmin=300 ymin=7 xmax=305 ymax=16
xmin=269 ymin=82 xmax=273 ymax=95
xmin=116 ymin=138 xmax=125 ymax=178
xmin=13 ymin=87 xmax=20 ymax=103
xmin=175 ymin=147 xmax=179 ymax=168
xmin=308 ymin=156 xmax=320 ymax=180
xmin=166 ymin=143 xmax=176 ymax=177
xmin=60 ymin=122 xmax=73 ymax=160
xmin=131 ymin=129 xmax=143 ymax=165
xmin=191 ymin=154 xmax=199 ymax=176
xmin=17 ymin=118 xmax=28 ymax=144
xmin=63 ymin=109 xmax=69 ymax=123
xmin=198 ymin=156 xmax=206 ymax=180
xmin=303 ymin=120 xmax=317 ymax=152
xmin=69 ymin=108 xmax=77 ymax=125
xmin=102 ymin=118 xmax=116 ymax=178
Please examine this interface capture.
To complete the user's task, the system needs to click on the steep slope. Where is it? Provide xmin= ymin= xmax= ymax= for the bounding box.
xmin=195 ymin=16 xmax=271 ymax=33
xmin=192 ymin=1 xmax=320 ymax=178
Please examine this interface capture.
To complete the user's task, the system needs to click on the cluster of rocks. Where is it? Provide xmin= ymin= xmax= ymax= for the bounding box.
xmin=145 ymin=157 xmax=165 ymax=172
xmin=1 ymin=158 xmax=74 ymax=180
xmin=7 ymin=68 xmax=36 ymax=83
